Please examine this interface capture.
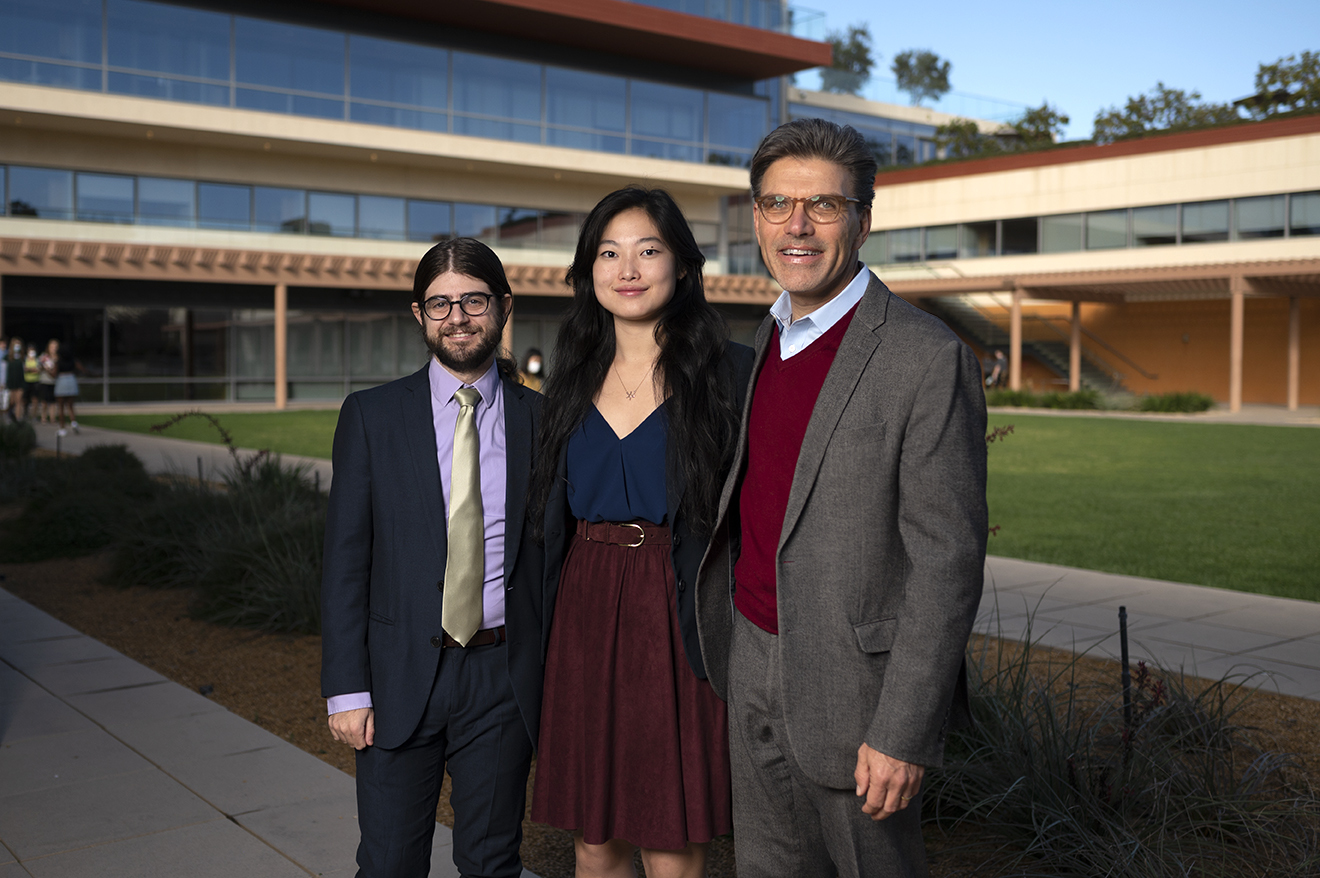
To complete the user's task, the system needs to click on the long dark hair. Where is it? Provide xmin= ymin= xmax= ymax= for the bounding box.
xmin=411 ymin=237 xmax=517 ymax=377
xmin=530 ymin=187 xmax=737 ymax=538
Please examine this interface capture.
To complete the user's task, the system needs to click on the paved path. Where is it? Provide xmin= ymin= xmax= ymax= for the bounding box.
xmin=4 ymin=416 xmax=1317 ymax=875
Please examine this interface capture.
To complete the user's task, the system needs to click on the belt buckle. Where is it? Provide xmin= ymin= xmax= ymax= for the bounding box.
xmin=622 ymin=522 xmax=645 ymax=547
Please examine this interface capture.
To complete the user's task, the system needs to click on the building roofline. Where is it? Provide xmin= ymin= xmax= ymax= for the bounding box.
xmin=318 ymin=0 xmax=831 ymax=78
xmin=872 ymin=113 xmax=1320 ymax=187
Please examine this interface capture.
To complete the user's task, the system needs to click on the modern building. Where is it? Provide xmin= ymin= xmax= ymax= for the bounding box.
xmin=0 ymin=0 xmax=838 ymax=406
xmin=865 ymin=115 xmax=1320 ymax=410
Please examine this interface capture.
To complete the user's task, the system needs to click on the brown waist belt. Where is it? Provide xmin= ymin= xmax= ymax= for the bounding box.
xmin=576 ymin=519 xmax=671 ymax=547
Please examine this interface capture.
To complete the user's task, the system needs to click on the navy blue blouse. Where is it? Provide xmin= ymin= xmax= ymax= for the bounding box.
xmin=566 ymin=404 xmax=668 ymax=524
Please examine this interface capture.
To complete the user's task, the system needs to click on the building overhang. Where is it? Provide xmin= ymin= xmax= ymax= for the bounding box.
xmin=320 ymin=0 xmax=831 ymax=78
xmin=0 ymin=233 xmax=780 ymax=304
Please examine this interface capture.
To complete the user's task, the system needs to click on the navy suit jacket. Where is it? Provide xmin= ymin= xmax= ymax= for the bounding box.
xmin=320 ymin=364 xmax=548 ymax=751
xmin=542 ymin=343 xmax=754 ymax=679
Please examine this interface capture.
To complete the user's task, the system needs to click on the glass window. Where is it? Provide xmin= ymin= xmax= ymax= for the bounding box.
xmin=199 ymin=182 xmax=251 ymax=230
xmin=0 ymin=0 xmax=101 ymax=64
xmin=358 ymin=195 xmax=405 ymax=240
xmin=894 ymin=135 xmax=916 ymax=165
xmin=0 ymin=57 xmax=102 ymax=90
xmin=1132 ymin=205 xmax=1177 ymax=246
xmin=889 ymin=228 xmax=922 ymax=263
xmin=1235 ymin=195 xmax=1286 ymax=239
xmin=308 ymin=192 xmax=356 ymax=237
xmin=540 ymin=211 xmax=582 ymax=250
xmin=108 ymin=0 xmax=230 ymax=80
xmin=454 ymin=117 xmax=541 ymax=143
xmin=708 ymin=93 xmax=768 ymax=151
xmin=497 ymin=207 xmax=539 ymax=248
xmin=862 ymin=131 xmax=892 ymax=167
xmin=546 ymin=129 xmax=625 ymax=153
xmin=1181 ymin=200 xmax=1228 ymax=243
xmin=407 ymin=199 xmax=451 ymax=243
xmin=630 ymin=140 xmax=702 ymax=163
xmin=236 ymin=88 xmax=344 ymax=120
xmin=859 ymin=231 xmax=886 ymax=264
xmin=452 ymin=53 xmax=541 ymax=122
xmin=925 ymin=225 xmax=957 ymax=260
xmin=455 ymin=203 xmax=498 ymax=243
xmin=76 ymin=173 xmax=135 ymax=223
xmin=349 ymin=35 xmax=447 ymax=109
xmin=7 ymin=166 xmax=74 ymax=219
xmin=1086 ymin=210 xmax=1127 ymax=249
xmin=254 ymin=186 xmax=307 ymax=234
xmin=349 ymin=103 xmax=447 ymax=132
xmin=546 ymin=67 xmax=624 ymax=132
xmin=1001 ymin=218 xmax=1037 ymax=255
xmin=137 ymin=177 xmax=194 ymax=226
xmin=349 ymin=317 xmax=396 ymax=378
xmin=631 ymin=81 xmax=703 ymax=143
xmin=236 ymin=17 xmax=345 ymax=96
xmin=1291 ymin=192 xmax=1320 ymax=236
xmin=1040 ymin=214 xmax=1082 ymax=252
xmin=959 ymin=221 xmax=996 ymax=258
xmin=108 ymin=73 xmax=229 ymax=106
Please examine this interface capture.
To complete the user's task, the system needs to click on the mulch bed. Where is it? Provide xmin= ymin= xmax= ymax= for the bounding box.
xmin=4 ymin=553 xmax=1317 ymax=877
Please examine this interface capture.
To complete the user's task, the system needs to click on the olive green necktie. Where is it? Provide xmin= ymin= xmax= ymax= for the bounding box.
xmin=442 ymin=386 xmax=484 ymax=646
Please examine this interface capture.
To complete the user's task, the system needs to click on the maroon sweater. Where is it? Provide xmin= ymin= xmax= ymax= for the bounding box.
xmin=734 ymin=304 xmax=858 ymax=633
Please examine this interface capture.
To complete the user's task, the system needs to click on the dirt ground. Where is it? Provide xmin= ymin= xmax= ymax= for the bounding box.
xmin=4 ymin=553 xmax=1317 ymax=878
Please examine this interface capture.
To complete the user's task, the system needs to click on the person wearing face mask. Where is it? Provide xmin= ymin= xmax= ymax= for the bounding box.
xmin=519 ymin=347 xmax=544 ymax=391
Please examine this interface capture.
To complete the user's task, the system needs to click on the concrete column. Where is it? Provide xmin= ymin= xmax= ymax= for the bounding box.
xmin=274 ymin=282 xmax=288 ymax=410
xmin=1009 ymin=287 xmax=1023 ymax=391
xmin=1069 ymin=300 xmax=1082 ymax=393
xmin=1288 ymin=296 xmax=1301 ymax=412
xmin=1229 ymin=276 xmax=1245 ymax=413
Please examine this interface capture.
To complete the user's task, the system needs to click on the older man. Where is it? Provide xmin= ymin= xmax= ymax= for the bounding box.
xmin=696 ymin=118 xmax=988 ymax=876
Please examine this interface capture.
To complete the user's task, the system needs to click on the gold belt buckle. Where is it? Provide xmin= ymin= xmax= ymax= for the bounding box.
xmin=622 ymin=522 xmax=646 ymax=547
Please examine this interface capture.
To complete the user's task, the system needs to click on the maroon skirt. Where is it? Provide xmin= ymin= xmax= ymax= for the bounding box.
xmin=531 ymin=520 xmax=732 ymax=850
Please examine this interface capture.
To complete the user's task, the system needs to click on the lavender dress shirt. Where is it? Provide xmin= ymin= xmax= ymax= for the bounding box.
xmin=327 ymin=358 xmax=508 ymax=716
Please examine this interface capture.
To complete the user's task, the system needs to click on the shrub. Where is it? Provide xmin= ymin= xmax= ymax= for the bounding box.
xmin=986 ymin=389 xmax=1041 ymax=407
xmin=987 ymin=388 xmax=1103 ymax=410
xmin=925 ymin=626 xmax=1320 ymax=876
xmin=0 ymin=421 xmax=36 ymax=459
xmin=1137 ymin=391 xmax=1217 ymax=413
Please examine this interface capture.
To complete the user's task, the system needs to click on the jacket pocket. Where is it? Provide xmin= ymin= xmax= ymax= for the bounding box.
xmin=854 ymin=617 xmax=898 ymax=654
xmin=832 ymin=421 xmax=886 ymax=447
xmin=369 ymin=610 xmax=394 ymax=625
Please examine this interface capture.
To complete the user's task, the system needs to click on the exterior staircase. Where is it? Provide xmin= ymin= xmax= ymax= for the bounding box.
xmin=924 ymin=297 xmax=1128 ymax=391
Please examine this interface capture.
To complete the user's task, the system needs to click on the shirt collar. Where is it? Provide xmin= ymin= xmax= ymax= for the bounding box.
xmin=770 ymin=262 xmax=870 ymax=333
xmin=428 ymin=356 xmax=500 ymax=409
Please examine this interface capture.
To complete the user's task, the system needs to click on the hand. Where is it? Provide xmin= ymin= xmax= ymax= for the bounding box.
xmin=854 ymin=743 xmax=924 ymax=821
xmin=328 ymin=707 xmax=375 ymax=750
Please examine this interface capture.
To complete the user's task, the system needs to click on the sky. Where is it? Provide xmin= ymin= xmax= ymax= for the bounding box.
xmin=793 ymin=0 xmax=1319 ymax=139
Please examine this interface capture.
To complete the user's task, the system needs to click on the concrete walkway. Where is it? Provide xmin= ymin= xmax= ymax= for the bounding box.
xmin=3 ymin=418 xmax=1317 ymax=875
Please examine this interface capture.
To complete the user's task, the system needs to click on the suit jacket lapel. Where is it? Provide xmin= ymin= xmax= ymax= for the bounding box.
xmin=502 ymin=377 xmax=531 ymax=579
xmin=778 ymin=273 xmax=891 ymax=552
xmin=401 ymin=364 xmax=447 ymax=561
xmin=711 ymin=314 xmax=776 ymax=528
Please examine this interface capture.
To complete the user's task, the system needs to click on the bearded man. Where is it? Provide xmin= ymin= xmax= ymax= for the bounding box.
xmin=321 ymin=238 xmax=548 ymax=878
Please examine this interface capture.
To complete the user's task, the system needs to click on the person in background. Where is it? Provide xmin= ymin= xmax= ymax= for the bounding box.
xmin=530 ymin=187 xmax=753 ymax=878
xmin=0 ymin=339 xmax=9 ymax=415
xmin=7 ymin=339 xmax=29 ymax=422
xmin=38 ymin=339 xmax=59 ymax=424
xmin=22 ymin=346 xmax=41 ymax=420
xmin=53 ymin=343 xmax=80 ymax=437
xmin=520 ymin=347 xmax=544 ymax=391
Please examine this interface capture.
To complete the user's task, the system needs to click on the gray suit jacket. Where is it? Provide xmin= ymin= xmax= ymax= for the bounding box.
xmin=695 ymin=270 xmax=988 ymax=787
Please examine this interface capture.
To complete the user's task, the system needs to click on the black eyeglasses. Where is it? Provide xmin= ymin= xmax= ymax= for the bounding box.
xmin=754 ymin=193 xmax=861 ymax=224
xmin=419 ymin=292 xmax=501 ymax=321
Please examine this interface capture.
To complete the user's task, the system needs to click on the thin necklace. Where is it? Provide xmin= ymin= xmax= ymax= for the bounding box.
xmin=614 ymin=360 xmax=655 ymax=401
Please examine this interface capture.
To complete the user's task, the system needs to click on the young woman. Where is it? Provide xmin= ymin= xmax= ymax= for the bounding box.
xmin=53 ymin=343 xmax=80 ymax=436
xmin=5 ymin=339 xmax=27 ymax=421
xmin=530 ymin=188 xmax=753 ymax=878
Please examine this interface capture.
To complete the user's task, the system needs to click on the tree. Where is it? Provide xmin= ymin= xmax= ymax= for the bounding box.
xmin=1240 ymin=50 xmax=1320 ymax=118
xmin=1092 ymin=82 xmax=1238 ymax=144
xmin=820 ymin=24 xmax=874 ymax=95
xmin=891 ymin=49 xmax=951 ymax=106
xmin=934 ymin=103 xmax=1070 ymax=160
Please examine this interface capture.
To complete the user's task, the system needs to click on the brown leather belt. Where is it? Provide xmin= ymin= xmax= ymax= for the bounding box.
xmin=442 ymin=625 xmax=506 ymax=648
xmin=576 ymin=519 xmax=671 ymax=547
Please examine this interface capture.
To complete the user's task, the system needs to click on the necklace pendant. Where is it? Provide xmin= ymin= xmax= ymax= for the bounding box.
xmin=624 ymin=390 xmax=636 ymax=400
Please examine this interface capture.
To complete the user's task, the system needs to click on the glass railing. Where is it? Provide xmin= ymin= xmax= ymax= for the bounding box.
xmin=621 ymin=0 xmax=825 ymax=38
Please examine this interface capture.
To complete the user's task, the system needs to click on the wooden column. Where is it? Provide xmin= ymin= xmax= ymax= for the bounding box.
xmin=1229 ymin=276 xmax=1245 ymax=413
xmin=1288 ymin=296 xmax=1301 ymax=412
xmin=1069 ymin=300 xmax=1082 ymax=392
xmin=1009 ymin=287 xmax=1023 ymax=391
xmin=274 ymin=282 xmax=288 ymax=410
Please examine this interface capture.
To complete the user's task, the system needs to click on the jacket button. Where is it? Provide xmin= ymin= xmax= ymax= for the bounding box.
xmin=436 ymin=580 xmax=443 ymax=591
xmin=678 ymin=579 xmax=686 ymax=592
xmin=673 ymin=535 xmax=681 ymax=548
xmin=430 ymin=635 xmax=442 ymax=648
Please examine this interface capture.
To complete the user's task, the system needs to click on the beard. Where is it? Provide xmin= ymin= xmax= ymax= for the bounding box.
xmin=425 ymin=318 xmax=503 ymax=374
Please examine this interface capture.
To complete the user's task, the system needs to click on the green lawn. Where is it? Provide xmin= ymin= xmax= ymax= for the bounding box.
xmin=79 ymin=411 xmax=341 ymax=461
xmin=80 ymin=409 xmax=1320 ymax=601
xmin=987 ymin=413 xmax=1320 ymax=601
